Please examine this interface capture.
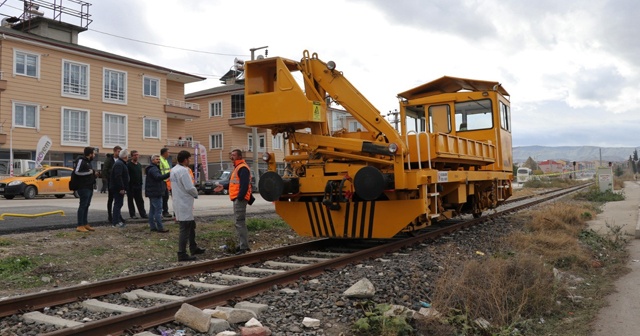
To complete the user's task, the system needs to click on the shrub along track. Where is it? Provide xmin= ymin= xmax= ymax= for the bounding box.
xmin=0 ymin=183 xmax=590 ymax=335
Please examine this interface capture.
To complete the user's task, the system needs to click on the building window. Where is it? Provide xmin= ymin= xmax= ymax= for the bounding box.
xmin=209 ymin=100 xmax=222 ymax=117
xmin=143 ymin=76 xmax=159 ymax=98
xmin=14 ymin=50 xmax=39 ymax=78
xmin=103 ymin=68 xmax=127 ymax=103
xmin=104 ymin=112 xmax=127 ymax=147
xmin=231 ymin=94 xmax=244 ymax=118
xmin=273 ymin=134 xmax=283 ymax=150
xmin=62 ymin=60 xmax=89 ymax=98
xmin=210 ymin=133 xmax=223 ymax=149
xmin=13 ymin=102 xmax=38 ymax=128
xmin=348 ymin=121 xmax=360 ymax=132
xmin=248 ymin=133 xmax=266 ymax=152
xmin=144 ymin=118 xmax=160 ymax=139
xmin=62 ymin=107 xmax=89 ymax=145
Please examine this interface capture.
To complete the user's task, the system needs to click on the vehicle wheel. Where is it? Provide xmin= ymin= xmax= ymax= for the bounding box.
xmin=4 ymin=195 xmax=14 ymax=200
xmin=204 ymin=191 xmax=212 ymax=195
xmin=73 ymin=191 xmax=79 ymax=198
xmin=222 ymin=189 xmax=229 ymax=195
xmin=54 ymin=194 xmax=65 ymax=199
xmin=472 ymin=211 xmax=482 ymax=218
xmin=24 ymin=186 xmax=36 ymax=199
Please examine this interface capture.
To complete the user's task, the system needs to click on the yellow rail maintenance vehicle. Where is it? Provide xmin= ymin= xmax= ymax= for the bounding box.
xmin=246 ymin=50 xmax=513 ymax=239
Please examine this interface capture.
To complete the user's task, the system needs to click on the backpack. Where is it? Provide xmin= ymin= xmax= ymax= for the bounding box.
xmin=69 ymin=171 xmax=79 ymax=191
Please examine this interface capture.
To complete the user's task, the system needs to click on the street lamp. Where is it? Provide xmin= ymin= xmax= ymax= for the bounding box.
xmin=249 ymin=46 xmax=268 ymax=188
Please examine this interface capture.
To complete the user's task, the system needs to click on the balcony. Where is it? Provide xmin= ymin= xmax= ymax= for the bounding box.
xmin=228 ymin=111 xmax=246 ymax=127
xmin=164 ymin=99 xmax=200 ymax=119
xmin=165 ymin=138 xmax=198 ymax=153
xmin=0 ymin=72 xmax=6 ymax=92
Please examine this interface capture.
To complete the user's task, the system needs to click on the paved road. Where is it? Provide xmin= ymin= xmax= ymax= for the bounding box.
xmin=0 ymin=192 xmax=275 ymax=234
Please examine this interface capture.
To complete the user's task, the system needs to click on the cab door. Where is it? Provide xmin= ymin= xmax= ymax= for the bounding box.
xmin=35 ymin=170 xmax=55 ymax=194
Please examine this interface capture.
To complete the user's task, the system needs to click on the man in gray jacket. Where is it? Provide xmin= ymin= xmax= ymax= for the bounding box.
xmin=170 ymin=150 xmax=205 ymax=261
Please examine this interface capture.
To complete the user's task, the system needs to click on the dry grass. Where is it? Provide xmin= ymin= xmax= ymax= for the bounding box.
xmin=420 ymin=199 xmax=628 ymax=335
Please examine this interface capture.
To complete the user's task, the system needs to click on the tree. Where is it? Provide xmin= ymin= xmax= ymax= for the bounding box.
xmin=523 ymin=157 xmax=539 ymax=171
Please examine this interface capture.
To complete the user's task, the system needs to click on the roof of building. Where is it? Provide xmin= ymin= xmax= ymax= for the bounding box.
xmin=185 ymin=83 xmax=245 ymax=99
xmin=0 ymin=22 xmax=205 ymax=84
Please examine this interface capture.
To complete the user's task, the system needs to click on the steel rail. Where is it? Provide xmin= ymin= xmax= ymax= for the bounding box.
xmin=40 ymin=183 xmax=589 ymax=336
xmin=0 ymin=239 xmax=334 ymax=318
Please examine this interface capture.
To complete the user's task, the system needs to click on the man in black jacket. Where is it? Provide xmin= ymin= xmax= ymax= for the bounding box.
xmin=145 ymin=154 xmax=170 ymax=232
xmin=127 ymin=150 xmax=147 ymax=219
xmin=74 ymin=147 xmax=97 ymax=232
xmin=103 ymin=145 xmax=122 ymax=222
xmin=110 ymin=149 xmax=129 ymax=228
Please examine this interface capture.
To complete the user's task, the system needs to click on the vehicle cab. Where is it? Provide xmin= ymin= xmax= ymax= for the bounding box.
xmin=0 ymin=166 xmax=76 ymax=199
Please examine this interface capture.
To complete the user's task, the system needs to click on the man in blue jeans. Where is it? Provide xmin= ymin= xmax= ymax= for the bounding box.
xmin=74 ymin=147 xmax=97 ymax=232
xmin=145 ymin=154 xmax=170 ymax=232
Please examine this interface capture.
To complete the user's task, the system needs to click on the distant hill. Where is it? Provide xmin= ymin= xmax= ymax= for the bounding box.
xmin=513 ymin=146 xmax=637 ymax=163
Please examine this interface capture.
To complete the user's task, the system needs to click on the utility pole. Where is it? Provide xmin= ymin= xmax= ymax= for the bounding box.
xmin=249 ymin=46 xmax=268 ymax=188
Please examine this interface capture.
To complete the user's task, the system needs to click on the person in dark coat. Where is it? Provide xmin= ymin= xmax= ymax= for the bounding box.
xmin=109 ymin=149 xmax=130 ymax=228
xmin=103 ymin=145 xmax=122 ymax=221
xmin=74 ymin=146 xmax=97 ymax=232
xmin=127 ymin=150 xmax=147 ymax=219
xmin=145 ymin=154 xmax=170 ymax=232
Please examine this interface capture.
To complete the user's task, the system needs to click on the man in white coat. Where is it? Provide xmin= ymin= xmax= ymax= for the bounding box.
xmin=170 ymin=150 xmax=205 ymax=261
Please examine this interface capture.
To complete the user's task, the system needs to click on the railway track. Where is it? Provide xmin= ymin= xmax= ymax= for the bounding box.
xmin=0 ymin=183 xmax=590 ymax=335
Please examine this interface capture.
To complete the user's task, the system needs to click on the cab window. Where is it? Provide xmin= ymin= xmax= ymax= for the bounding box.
xmin=454 ymin=99 xmax=493 ymax=131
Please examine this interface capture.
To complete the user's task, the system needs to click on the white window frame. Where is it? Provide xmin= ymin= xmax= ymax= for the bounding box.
xmin=61 ymin=107 xmax=90 ymax=146
xmin=143 ymin=118 xmax=160 ymax=139
xmin=143 ymin=75 xmax=160 ymax=98
xmin=210 ymin=133 xmax=223 ymax=149
xmin=209 ymin=100 xmax=223 ymax=117
xmin=62 ymin=59 xmax=90 ymax=99
xmin=272 ymin=133 xmax=283 ymax=150
xmin=103 ymin=68 xmax=128 ymax=104
xmin=248 ymin=133 xmax=266 ymax=152
xmin=12 ymin=101 xmax=39 ymax=129
xmin=103 ymin=112 xmax=128 ymax=148
xmin=14 ymin=49 xmax=40 ymax=78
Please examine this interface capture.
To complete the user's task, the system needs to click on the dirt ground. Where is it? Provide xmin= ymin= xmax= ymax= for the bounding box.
xmin=0 ymin=214 xmax=313 ymax=298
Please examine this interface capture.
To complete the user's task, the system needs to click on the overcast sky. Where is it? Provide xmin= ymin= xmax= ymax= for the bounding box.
xmin=2 ymin=0 xmax=638 ymax=148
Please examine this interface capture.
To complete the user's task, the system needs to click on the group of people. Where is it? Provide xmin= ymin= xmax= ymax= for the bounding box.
xmin=72 ymin=146 xmax=254 ymax=261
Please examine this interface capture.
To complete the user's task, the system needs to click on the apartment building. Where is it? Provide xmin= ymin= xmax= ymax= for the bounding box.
xmin=0 ymin=14 xmax=204 ymax=171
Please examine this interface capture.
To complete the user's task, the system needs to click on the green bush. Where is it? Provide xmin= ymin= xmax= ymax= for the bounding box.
xmin=574 ymin=186 xmax=625 ymax=202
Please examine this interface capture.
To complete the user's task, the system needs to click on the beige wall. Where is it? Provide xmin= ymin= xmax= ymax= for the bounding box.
xmin=0 ymin=38 xmax=196 ymax=163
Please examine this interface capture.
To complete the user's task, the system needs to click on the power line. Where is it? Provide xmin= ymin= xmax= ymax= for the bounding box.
xmin=88 ymin=28 xmax=248 ymax=58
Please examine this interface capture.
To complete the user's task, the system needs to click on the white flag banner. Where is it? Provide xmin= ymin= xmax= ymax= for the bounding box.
xmin=198 ymin=144 xmax=208 ymax=180
xmin=35 ymin=135 xmax=53 ymax=168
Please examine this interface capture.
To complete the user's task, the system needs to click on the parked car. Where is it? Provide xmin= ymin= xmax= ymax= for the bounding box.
xmin=202 ymin=170 xmax=257 ymax=195
xmin=0 ymin=166 xmax=78 ymax=199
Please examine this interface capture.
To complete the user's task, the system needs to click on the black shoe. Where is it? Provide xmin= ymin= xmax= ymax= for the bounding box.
xmin=234 ymin=248 xmax=250 ymax=255
xmin=177 ymin=252 xmax=196 ymax=262
xmin=130 ymin=216 xmax=139 ymax=219
xmin=162 ymin=212 xmax=171 ymax=218
xmin=158 ymin=229 xmax=170 ymax=233
xmin=141 ymin=215 xmax=148 ymax=219
xmin=150 ymin=228 xmax=158 ymax=232
xmin=190 ymin=247 xmax=206 ymax=255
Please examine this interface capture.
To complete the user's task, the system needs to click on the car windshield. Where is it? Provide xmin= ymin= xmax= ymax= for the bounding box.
xmin=20 ymin=167 xmax=46 ymax=177
xmin=213 ymin=171 xmax=231 ymax=180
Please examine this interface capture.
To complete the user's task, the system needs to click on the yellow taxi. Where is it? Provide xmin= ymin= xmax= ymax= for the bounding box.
xmin=0 ymin=166 xmax=78 ymax=199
